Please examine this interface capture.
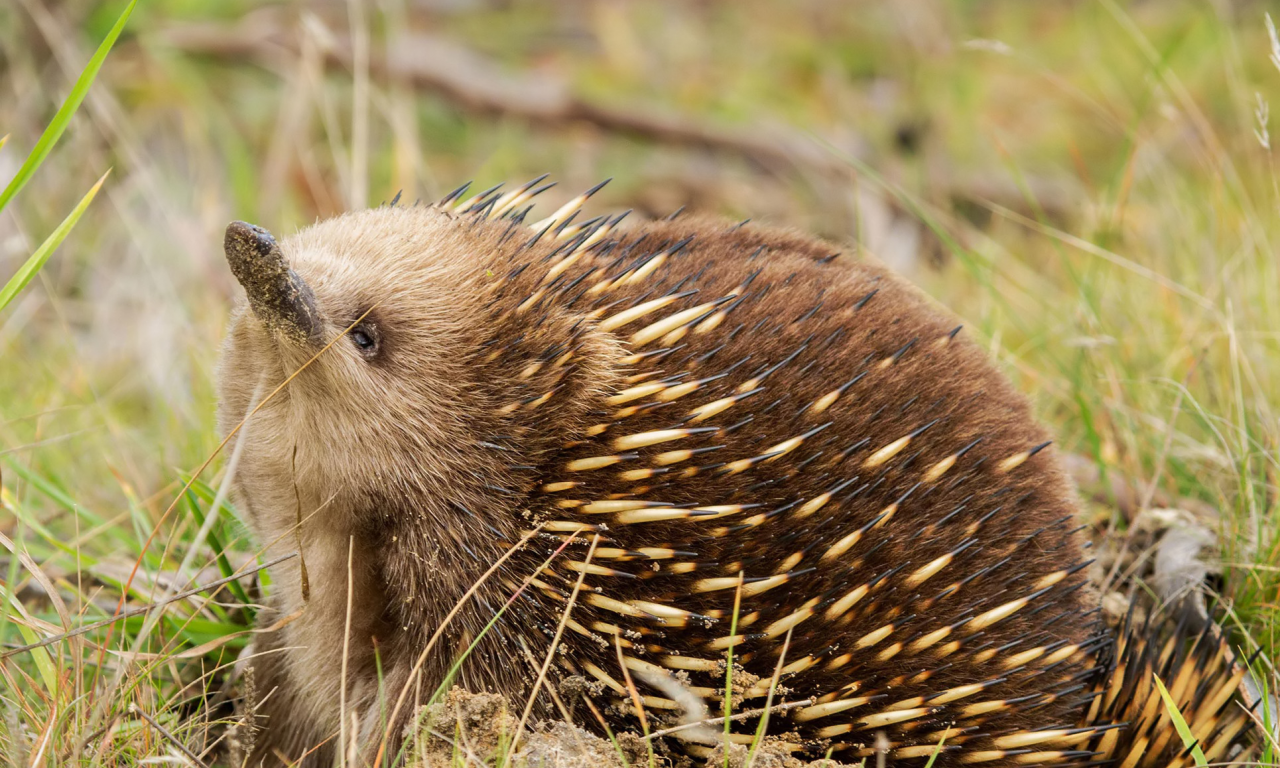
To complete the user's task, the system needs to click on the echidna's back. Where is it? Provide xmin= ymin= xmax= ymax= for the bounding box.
xmin=486 ymin=214 xmax=1101 ymax=765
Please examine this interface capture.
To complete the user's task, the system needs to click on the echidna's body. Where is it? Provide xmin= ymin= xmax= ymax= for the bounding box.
xmin=217 ymin=179 xmax=1247 ymax=767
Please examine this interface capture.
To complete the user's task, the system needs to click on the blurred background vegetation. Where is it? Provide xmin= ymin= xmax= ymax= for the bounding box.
xmin=2 ymin=0 xmax=1280 ymax=762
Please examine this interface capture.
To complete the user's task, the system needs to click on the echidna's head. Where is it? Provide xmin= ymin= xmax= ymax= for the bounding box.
xmin=216 ymin=207 xmax=505 ymax=538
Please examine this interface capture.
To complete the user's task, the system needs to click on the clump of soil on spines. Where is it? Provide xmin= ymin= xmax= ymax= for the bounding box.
xmin=406 ymin=689 xmax=866 ymax=768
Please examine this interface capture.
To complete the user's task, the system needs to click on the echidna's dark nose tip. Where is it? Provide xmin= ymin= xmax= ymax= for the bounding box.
xmin=226 ymin=220 xmax=277 ymax=257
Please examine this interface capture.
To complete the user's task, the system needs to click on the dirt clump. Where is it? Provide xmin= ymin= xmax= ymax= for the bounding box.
xmin=407 ymin=689 xmax=868 ymax=768
xmin=703 ymin=742 xmax=855 ymax=768
xmin=406 ymin=688 xmax=641 ymax=768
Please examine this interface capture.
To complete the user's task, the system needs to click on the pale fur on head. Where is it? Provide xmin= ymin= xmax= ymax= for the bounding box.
xmin=218 ymin=206 xmax=622 ymax=763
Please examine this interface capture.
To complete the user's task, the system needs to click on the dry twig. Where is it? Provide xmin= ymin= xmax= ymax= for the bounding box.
xmin=160 ymin=14 xmax=861 ymax=178
xmin=158 ymin=12 xmax=1076 ymax=217
xmin=1 ymin=552 xmax=296 ymax=659
xmin=643 ymin=698 xmax=816 ymax=741
xmin=128 ymin=702 xmax=211 ymax=768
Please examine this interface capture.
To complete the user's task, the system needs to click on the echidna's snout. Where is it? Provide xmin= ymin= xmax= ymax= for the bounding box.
xmin=224 ymin=220 xmax=323 ymax=345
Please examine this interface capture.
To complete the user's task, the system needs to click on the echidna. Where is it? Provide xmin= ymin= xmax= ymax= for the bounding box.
xmin=217 ymin=178 xmax=1251 ymax=767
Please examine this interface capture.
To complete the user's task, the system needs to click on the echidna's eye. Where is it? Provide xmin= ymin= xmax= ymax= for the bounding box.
xmin=349 ymin=325 xmax=379 ymax=357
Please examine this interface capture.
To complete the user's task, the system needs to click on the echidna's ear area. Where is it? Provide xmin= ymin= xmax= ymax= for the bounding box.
xmin=432 ymin=185 xmax=1111 ymax=766
xmin=474 ymin=298 xmax=628 ymax=461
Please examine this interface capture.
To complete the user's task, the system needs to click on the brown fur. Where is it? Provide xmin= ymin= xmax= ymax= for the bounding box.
xmin=219 ymin=196 xmax=1106 ymax=766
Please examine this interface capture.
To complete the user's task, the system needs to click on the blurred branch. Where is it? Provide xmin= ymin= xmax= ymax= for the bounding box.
xmin=159 ymin=13 xmax=864 ymax=178
xmin=158 ymin=11 xmax=1075 ymax=218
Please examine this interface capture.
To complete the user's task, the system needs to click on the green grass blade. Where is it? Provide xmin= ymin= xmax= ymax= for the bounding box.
xmin=4 ymin=451 xmax=108 ymax=530
xmin=181 ymin=488 xmax=252 ymax=610
xmin=0 ymin=0 xmax=135 ymax=216
xmin=0 ymin=170 xmax=108 ymax=313
xmin=2 ymin=587 xmax=58 ymax=695
xmin=1153 ymin=673 xmax=1208 ymax=766
xmin=922 ymin=731 xmax=948 ymax=768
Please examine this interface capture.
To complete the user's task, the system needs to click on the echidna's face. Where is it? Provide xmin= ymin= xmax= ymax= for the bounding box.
xmin=217 ymin=207 xmax=493 ymax=524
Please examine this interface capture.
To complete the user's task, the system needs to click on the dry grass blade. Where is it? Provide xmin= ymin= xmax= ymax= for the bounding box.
xmin=643 ymin=699 xmax=816 ymax=741
xmin=346 ymin=0 xmax=370 ymax=210
xmin=723 ymin=571 xmax=744 ymax=763
xmin=506 ymin=533 xmax=600 ymax=763
xmin=516 ymin=639 xmax=586 ymax=754
xmin=616 ymin=632 xmax=649 ymax=735
xmin=339 ymin=536 xmax=355 ymax=768
xmin=375 ymin=523 xmax=547 ymax=765
xmin=291 ymin=444 xmax=310 ymax=602
xmin=392 ymin=530 xmax=588 ymax=766
xmin=128 ymin=702 xmax=210 ymax=768
xmin=0 ymin=529 xmax=71 ymax=631
xmin=346 ymin=710 xmax=359 ymax=768
xmin=980 ymin=201 xmax=1216 ymax=313
xmin=29 ymin=705 xmax=56 ymax=766
xmin=615 ymin=631 xmax=657 ymax=768
xmin=0 ymin=552 xmax=296 ymax=659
